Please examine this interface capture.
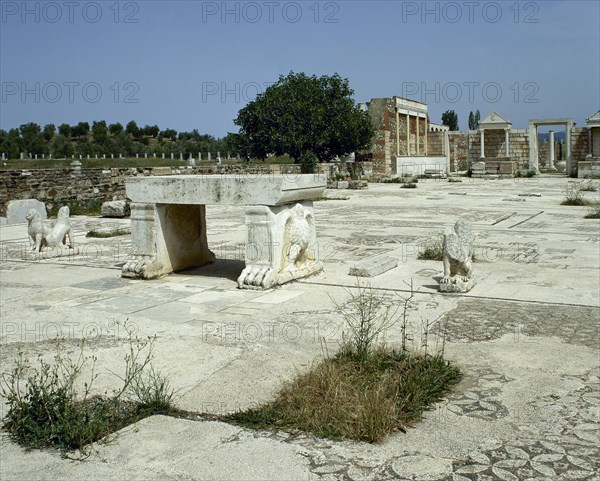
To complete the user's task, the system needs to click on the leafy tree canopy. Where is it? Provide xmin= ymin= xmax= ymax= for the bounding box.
xmin=234 ymin=72 xmax=375 ymax=162
xmin=441 ymin=110 xmax=459 ymax=131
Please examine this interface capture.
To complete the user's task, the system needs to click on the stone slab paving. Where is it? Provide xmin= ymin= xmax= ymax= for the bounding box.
xmin=0 ymin=176 xmax=598 ymax=480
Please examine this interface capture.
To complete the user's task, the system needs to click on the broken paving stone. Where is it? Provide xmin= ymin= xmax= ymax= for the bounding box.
xmin=349 ymin=255 xmax=398 ymax=277
xmin=518 ymin=193 xmax=542 ymax=197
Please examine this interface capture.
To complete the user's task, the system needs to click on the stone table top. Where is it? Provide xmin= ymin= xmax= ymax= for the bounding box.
xmin=125 ymin=174 xmax=327 ymax=206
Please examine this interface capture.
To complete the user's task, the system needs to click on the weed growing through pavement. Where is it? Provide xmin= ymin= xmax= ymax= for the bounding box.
xmin=1 ymin=322 xmax=177 ymax=455
xmin=226 ymin=280 xmax=461 ymax=442
xmin=417 ymin=232 xmax=444 ymax=261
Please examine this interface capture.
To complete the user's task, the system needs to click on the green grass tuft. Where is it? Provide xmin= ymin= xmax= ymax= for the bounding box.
xmin=226 ymin=348 xmax=460 ymax=443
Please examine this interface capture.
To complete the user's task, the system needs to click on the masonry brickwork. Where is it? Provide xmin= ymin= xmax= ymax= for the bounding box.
xmin=0 ymin=162 xmax=375 ymax=217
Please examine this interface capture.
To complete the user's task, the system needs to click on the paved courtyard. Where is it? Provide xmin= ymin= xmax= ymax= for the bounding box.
xmin=0 ymin=176 xmax=598 ymax=480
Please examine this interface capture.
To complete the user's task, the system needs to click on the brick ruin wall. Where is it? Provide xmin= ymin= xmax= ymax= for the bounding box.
xmin=0 ymin=162 xmax=374 ymax=217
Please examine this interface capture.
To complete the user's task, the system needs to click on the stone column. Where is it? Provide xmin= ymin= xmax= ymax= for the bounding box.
xmin=416 ymin=115 xmax=420 ymax=156
xmin=528 ymin=123 xmax=538 ymax=172
xmin=425 ymin=117 xmax=428 ymax=156
xmin=587 ymin=128 xmax=592 ymax=155
xmin=208 ymin=152 xmax=211 ymax=161
xmin=504 ymin=128 xmax=510 ymax=157
xmin=395 ymin=111 xmax=400 ymax=156
xmin=479 ymin=129 xmax=485 ymax=158
xmin=566 ymin=122 xmax=573 ymax=176
xmin=406 ymin=114 xmax=410 ymax=155
xmin=549 ymin=131 xmax=555 ymax=169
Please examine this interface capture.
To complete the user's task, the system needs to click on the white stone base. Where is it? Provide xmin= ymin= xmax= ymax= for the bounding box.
xmin=122 ymin=203 xmax=215 ymax=279
xmin=439 ymin=276 xmax=476 ymax=293
xmin=237 ymin=202 xmax=322 ymax=289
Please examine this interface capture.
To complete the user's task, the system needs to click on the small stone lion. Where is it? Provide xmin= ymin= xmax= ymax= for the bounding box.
xmin=44 ymin=206 xmax=74 ymax=248
xmin=441 ymin=218 xmax=474 ymax=284
xmin=26 ymin=209 xmax=48 ymax=252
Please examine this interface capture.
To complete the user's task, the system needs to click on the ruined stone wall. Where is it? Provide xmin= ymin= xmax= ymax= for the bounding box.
xmin=0 ymin=162 xmax=376 ymax=217
xmin=366 ymin=98 xmax=431 ymax=177
xmin=508 ymin=130 xmax=529 ymax=172
xmin=447 ymin=132 xmax=468 ymax=171
xmin=367 ymin=98 xmax=394 ymax=176
xmin=466 ymin=129 xmax=529 ymax=173
xmin=427 ymin=131 xmax=445 ymax=156
xmin=571 ymin=127 xmax=589 ymax=164
xmin=537 ymin=140 xmax=564 ymax=166
xmin=0 ymin=164 xmax=303 ymax=216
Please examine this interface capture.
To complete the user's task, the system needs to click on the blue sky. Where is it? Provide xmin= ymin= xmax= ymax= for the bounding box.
xmin=1 ymin=0 xmax=598 ymax=136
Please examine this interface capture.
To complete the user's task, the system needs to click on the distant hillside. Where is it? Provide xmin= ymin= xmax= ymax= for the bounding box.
xmin=538 ymin=131 xmax=566 ymax=141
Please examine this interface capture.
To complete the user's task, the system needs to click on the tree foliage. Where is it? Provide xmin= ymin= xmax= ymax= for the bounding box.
xmin=234 ymin=72 xmax=375 ymax=162
xmin=441 ymin=110 xmax=459 ymax=131
xmin=468 ymin=110 xmax=481 ymax=130
xmin=0 ymin=121 xmax=235 ymax=160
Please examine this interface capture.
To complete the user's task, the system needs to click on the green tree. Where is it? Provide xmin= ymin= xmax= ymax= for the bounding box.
xmin=159 ymin=128 xmax=177 ymax=141
xmin=6 ymin=128 xmax=23 ymax=158
xmin=234 ymin=72 xmax=375 ymax=163
xmin=51 ymin=134 xmax=74 ymax=158
xmin=20 ymin=123 xmax=46 ymax=154
xmin=126 ymin=120 xmax=140 ymax=139
xmin=43 ymin=124 xmax=56 ymax=142
xmin=0 ymin=130 xmax=7 ymax=155
xmin=441 ymin=110 xmax=459 ymax=131
xmin=109 ymin=122 xmax=123 ymax=135
xmin=58 ymin=123 xmax=72 ymax=138
xmin=141 ymin=124 xmax=160 ymax=138
xmin=474 ymin=110 xmax=481 ymax=129
xmin=468 ymin=111 xmax=475 ymax=130
xmin=71 ymin=122 xmax=90 ymax=138
xmin=92 ymin=120 xmax=109 ymax=146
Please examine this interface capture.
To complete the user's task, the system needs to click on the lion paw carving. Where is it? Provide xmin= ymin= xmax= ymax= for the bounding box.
xmin=237 ymin=265 xmax=275 ymax=289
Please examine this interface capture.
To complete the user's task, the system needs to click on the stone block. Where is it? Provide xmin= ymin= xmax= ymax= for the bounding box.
xmin=349 ymin=255 xmax=398 ymax=277
xmin=440 ymin=277 xmax=475 ymax=293
xmin=125 ymin=175 xmax=326 ymax=206
xmin=6 ymin=199 xmax=46 ymax=224
xmin=348 ymin=180 xmax=368 ymax=190
xmin=101 ymin=200 xmax=130 ymax=218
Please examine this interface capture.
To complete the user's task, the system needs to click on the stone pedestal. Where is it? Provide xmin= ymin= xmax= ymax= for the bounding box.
xmin=122 ymin=175 xmax=326 ymax=288
xmin=440 ymin=276 xmax=475 ymax=293
xmin=238 ymin=202 xmax=322 ymax=289
xmin=122 ymin=203 xmax=215 ymax=279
